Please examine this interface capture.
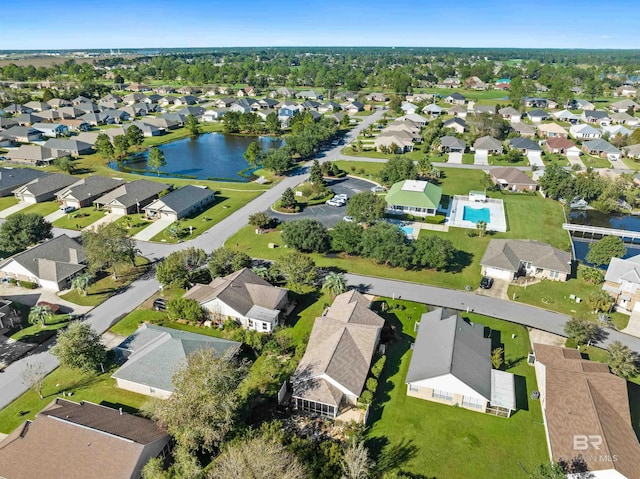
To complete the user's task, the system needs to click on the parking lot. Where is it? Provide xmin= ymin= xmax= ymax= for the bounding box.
xmin=269 ymin=176 xmax=378 ymax=227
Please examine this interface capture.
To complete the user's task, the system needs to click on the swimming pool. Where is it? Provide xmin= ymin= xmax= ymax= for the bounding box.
xmin=401 ymin=226 xmax=414 ymax=236
xmin=462 ymin=206 xmax=490 ymax=223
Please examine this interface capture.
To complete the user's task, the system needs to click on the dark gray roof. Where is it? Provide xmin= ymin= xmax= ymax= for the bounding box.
xmin=113 ymin=324 xmax=241 ymax=393
xmin=474 ymin=136 xmax=503 ymax=151
xmin=443 ymin=117 xmax=466 ymax=128
xmin=447 ymin=92 xmax=466 ymax=100
xmin=1 ymin=234 xmax=86 ymax=283
xmin=147 ymin=185 xmax=214 ymax=214
xmin=439 ymin=135 xmax=466 ymax=150
xmin=508 ymin=137 xmax=541 ymax=151
xmin=3 ymin=126 xmax=41 ymax=138
xmin=585 ymin=110 xmax=609 ymax=120
xmin=480 ymin=239 xmax=571 ymax=274
xmin=94 ymin=180 xmax=168 ymax=209
xmin=527 ymin=109 xmax=549 ymax=118
xmin=14 ymin=173 xmax=77 ymax=198
xmin=43 ymin=138 xmax=93 ymax=153
xmin=57 ymin=176 xmax=125 ymax=201
xmin=0 ymin=168 xmax=48 ymax=195
xmin=406 ymin=308 xmax=492 ymax=401
xmin=583 ymin=139 xmax=620 ymax=154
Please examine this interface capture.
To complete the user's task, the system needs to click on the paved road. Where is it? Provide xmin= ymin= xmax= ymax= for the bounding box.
xmin=345 ymin=273 xmax=640 ymax=352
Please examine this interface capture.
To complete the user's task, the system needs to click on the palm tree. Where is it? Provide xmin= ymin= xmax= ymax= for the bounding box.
xmin=582 ymin=266 xmax=604 ymax=284
xmin=322 ymin=272 xmax=348 ymax=297
xmin=476 ymin=221 xmax=487 ymax=238
xmin=71 ymin=273 xmax=93 ymax=297
xmin=28 ymin=305 xmax=53 ymax=327
xmin=607 ymin=341 xmax=639 ymax=379
xmin=251 ymin=266 xmax=272 ymax=282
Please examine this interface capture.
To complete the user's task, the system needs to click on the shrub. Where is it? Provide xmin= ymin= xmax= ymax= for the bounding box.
xmin=167 ymin=298 xmax=205 ymax=322
xmin=359 ymin=390 xmax=373 ymax=405
xmin=19 ymin=281 xmax=38 ymax=289
xmin=366 ymin=378 xmax=378 ymax=393
xmin=371 ymin=355 xmax=386 ymax=378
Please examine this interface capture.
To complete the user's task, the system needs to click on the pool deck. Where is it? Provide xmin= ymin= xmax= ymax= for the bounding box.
xmin=447 ymin=195 xmax=507 ymax=232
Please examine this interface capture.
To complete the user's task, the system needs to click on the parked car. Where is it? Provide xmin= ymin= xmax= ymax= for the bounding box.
xmin=335 ymin=193 xmax=349 ymax=201
xmin=331 ymin=139 xmax=340 ymax=146
xmin=60 ymin=205 xmax=76 ymax=213
xmin=371 ymin=185 xmax=387 ymax=193
xmin=153 ymin=298 xmax=167 ymax=311
xmin=326 ymin=198 xmax=345 ymax=207
xmin=479 ymin=276 xmax=494 ymax=289
xmin=343 ymin=216 xmax=354 ymax=222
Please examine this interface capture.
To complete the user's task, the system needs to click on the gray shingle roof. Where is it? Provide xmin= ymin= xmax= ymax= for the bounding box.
xmin=93 ymin=180 xmax=168 ymax=209
xmin=480 ymin=239 xmax=571 ymax=274
xmin=508 ymin=137 xmax=541 ymax=151
xmin=474 ymin=136 xmax=503 ymax=151
xmin=112 ymin=324 xmax=241 ymax=393
xmin=439 ymin=135 xmax=466 ymax=150
xmin=57 ymin=176 xmax=125 ymax=201
xmin=43 ymin=138 xmax=93 ymax=153
xmin=406 ymin=308 xmax=492 ymax=401
xmin=0 ymin=168 xmax=48 ymax=195
xmin=145 ymin=185 xmax=214 ymax=215
xmin=604 ymin=255 xmax=640 ymax=285
xmin=13 ymin=173 xmax=77 ymax=198
xmin=583 ymin=139 xmax=620 ymax=154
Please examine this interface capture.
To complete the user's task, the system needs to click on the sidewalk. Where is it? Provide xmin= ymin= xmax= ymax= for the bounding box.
xmin=133 ymin=217 xmax=174 ymax=241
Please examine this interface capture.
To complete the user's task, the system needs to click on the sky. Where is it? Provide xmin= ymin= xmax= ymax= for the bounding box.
xmin=2 ymin=0 xmax=639 ymax=50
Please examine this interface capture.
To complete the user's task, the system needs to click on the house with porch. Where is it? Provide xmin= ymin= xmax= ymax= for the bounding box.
xmin=0 ymin=167 xmax=48 ymax=197
xmin=56 ymin=176 xmax=125 ymax=209
xmin=291 ymin=290 xmax=384 ymax=420
xmin=183 ymin=268 xmax=289 ymax=333
xmin=582 ymin=138 xmax=621 ymax=160
xmin=570 ymin=123 xmax=601 ymax=140
xmin=5 ymin=145 xmax=64 ymax=166
xmin=385 ymin=180 xmax=442 ymax=218
xmin=13 ymin=173 xmax=76 ymax=203
xmin=480 ymin=239 xmax=572 ymax=282
xmin=603 ymin=255 xmax=640 ymax=313
xmin=537 ymin=122 xmax=568 ymax=139
xmin=93 ymin=180 xmax=169 ymax=216
xmin=438 ymin=136 xmax=466 ymax=153
xmin=143 ymin=185 xmax=215 ymax=221
xmin=489 ymin=167 xmax=537 ymax=192
xmin=406 ymin=308 xmax=516 ymax=417
xmin=473 ymin=136 xmax=503 ymax=155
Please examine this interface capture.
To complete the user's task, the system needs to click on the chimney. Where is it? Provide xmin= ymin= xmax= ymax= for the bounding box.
xmin=69 ymin=248 xmax=79 ymax=264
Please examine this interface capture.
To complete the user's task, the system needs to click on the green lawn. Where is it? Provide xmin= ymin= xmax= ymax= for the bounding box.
xmin=0 ymin=365 xmax=150 ymax=434
xmin=52 ymin=207 xmax=108 ymax=230
xmin=16 ymin=201 xmax=59 ymax=217
xmin=367 ymin=299 xmax=548 ymax=478
xmin=109 ymin=309 xmax=170 ymax=336
xmin=150 ymin=190 xmax=263 ymax=243
xmin=341 ymin=147 xmax=425 ymax=162
xmin=10 ymin=314 xmax=70 ymax=343
xmin=0 ymin=196 xmax=18 ymax=211
xmin=581 ymin=154 xmax=612 ymax=169
xmin=543 ymin=153 xmax=570 ymax=167
xmin=334 ymin=160 xmax=384 ymax=181
xmin=112 ymin=214 xmax=153 ymax=237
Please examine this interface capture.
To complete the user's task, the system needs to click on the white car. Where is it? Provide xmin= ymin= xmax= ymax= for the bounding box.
xmin=343 ymin=216 xmax=354 ymax=222
xmin=60 ymin=205 xmax=76 ymax=213
xmin=326 ymin=198 xmax=345 ymax=207
xmin=371 ymin=185 xmax=387 ymax=193
xmin=335 ymin=193 xmax=349 ymax=201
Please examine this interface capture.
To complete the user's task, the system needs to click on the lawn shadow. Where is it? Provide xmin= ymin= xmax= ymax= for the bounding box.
xmin=628 ymin=382 xmax=640 ymax=441
xmin=447 ymin=250 xmax=473 ymax=273
xmin=284 ymin=290 xmax=322 ymax=329
xmin=367 ymin=437 xmax=433 ymax=478
xmin=513 ymin=374 xmax=530 ymax=412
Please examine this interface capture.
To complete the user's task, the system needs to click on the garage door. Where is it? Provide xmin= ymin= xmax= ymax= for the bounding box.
xmin=66 ymin=200 xmax=81 ymax=209
xmin=484 ymin=267 xmax=513 ymax=281
xmin=161 ymin=211 xmax=177 ymax=221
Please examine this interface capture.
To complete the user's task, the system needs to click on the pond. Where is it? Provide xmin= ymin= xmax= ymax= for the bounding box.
xmin=109 ymin=133 xmax=284 ymax=182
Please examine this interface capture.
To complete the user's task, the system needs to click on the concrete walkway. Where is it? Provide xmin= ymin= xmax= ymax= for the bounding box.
xmin=0 ymin=202 xmax=30 ymax=219
xmin=133 ymin=217 xmax=174 ymax=241
xmin=622 ymin=310 xmax=640 ymax=338
xmin=43 ymin=209 xmax=66 ymax=223
xmin=82 ymin=212 xmax=120 ymax=232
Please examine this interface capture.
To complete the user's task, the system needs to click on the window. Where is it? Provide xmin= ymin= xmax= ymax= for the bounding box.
xmin=432 ymin=390 xmax=453 ymax=401
xmin=549 ymin=270 xmax=559 ymax=279
xmin=409 ymin=384 xmax=419 ymax=392
xmin=248 ymin=319 xmax=254 ymax=328
xmin=462 ymin=396 xmax=484 ymax=409
xmin=262 ymin=322 xmax=268 ymax=331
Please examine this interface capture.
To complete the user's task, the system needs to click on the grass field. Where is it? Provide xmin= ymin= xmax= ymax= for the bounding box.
xmin=111 ymin=214 xmax=153 ymax=237
xmin=109 ymin=309 xmax=169 ymax=336
xmin=366 ymin=299 xmax=548 ymax=478
xmin=16 ymin=201 xmax=59 ymax=218
xmin=52 ymin=207 xmax=108 ymax=230
xmin=10 ymin=314 xmax=69 ymax=343
xmin=581 ymin=154 xmax=612 ymax=169
xmin=0 ymin=196 xmax=18 ymax=211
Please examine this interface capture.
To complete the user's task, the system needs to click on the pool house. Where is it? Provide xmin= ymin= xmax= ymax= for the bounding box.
xmin=385 ymin=180 xmax=442 ymax=218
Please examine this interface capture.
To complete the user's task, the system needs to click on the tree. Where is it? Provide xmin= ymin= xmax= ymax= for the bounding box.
xmin=53 ymin=156 xmax=75 ymax=174
xmin=341 ymin=441 xmax=374 ymax=479
xmin=280 ymin=187 xmax=297 ymax=210
xmin=244 ymin=142 xmax=263 ymax=167
xmin=476 ymin=220 xmax=487 ymax=238
xmin=248 ymin=211 xmax=272 ymax=230
xmin=28 ymin=305 xmax=52 ymax=327
xmin=586 ymin=236 xmax=626 ymax=267
xmin=581 ymin=266 xmax=604 ymax=284
xmin=147 ymin=349 xmax=248 ymax=451
xmin=95 ymin=133 xmax=115 ymax=160
xmin=537 ymin=163 xmax=575 ymax=200
xmin=413 ymin=235 xmax=456 ymax=270
xmin=147 ymin=147 xmax=166 ymax=176
xmin=71 ymin=273 xmax=93 ymax=296
xmin=509 ymin=76 xmax=525 ymax=109
xmin=322 ymin=272 xmax=348 ymax=297
xmin=309 ymin=160 xmax=324 ymax=185
xmin=0 ymin=213 xmax=52 ymax=255
xmin=586 ymin=290 xmax=614 ymax=313
xmin=167 ymin=298 xmax=205 ymax=322
xmin=281 ymin=219 xmax=330 ymax=253
xmin=346 ymin=192 xmax=386 ymax=224
xmin=262 ymin=148 xmax=291 ymax=175
xmin=529 ymin=462 xmax=566 ymax=479
xmin=113 ymin=134 xmax=130 ymax=158
xmin=208 ymin=435 xmax=307 ymax=479
xmin=126 ymin=125 xmax=144 ymax=150
xmin=208 ymin=247 xmax=251 ymax=278
xmin=330 ymin=221 xmax=364 ymax=256
xmin=379 ymin=155 xmax=418 ymax=186
xmin=51 ymin=321 xmax=107 ymax=372
xmin=361 ymin=222 xmax=412 ymax=268
xmin=564 ymin=317 xmax=600 ymax=346
xmin=142 ymin=445 xmax=202 ymax=479
xmin=82 ymin=223 xmax=138 ymax=278
xmin=491 ymin=347 xmax=504 ymax=369
xmin=156 ymin=247 xmax=208 ymax=288
xmin=272 ymin=252 xmax=317 ymax=292
xmin=21 ymin=361 xmax=47 ymax=399
xmin=607 ymin=340 xmax=639 ymax=379
xmin=265 ymin=112 xmax=281 ymax=135
xmin=185 ymin=114 xmax=200 ymax=136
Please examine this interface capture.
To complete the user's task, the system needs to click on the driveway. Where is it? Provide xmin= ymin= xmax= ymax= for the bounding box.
xmin=475 ymin=278 xmax=509 ymax=300
xmin=269 ymin=176 xmax=378 ymax=228
xmin=82 ymin=212 xmax=120 ymax=232
xmin=0 ymin=202 xmax=30 ymax=219
xmin=474 ymin=151 xmax=488 ymax=165
xmin=567 ymin=152 xmax=585 ymax=170
xmin=133 ymin=217 xmax=175 ymax=241
xmin=44 ymin=209 xmax=66 ymax=223
xmin=527 ymin=151 xmax=545 ymax=168
xmin=448 ymin=152 xmax=463 ymax=164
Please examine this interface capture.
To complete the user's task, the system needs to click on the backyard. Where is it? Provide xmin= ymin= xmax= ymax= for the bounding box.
xmin=366 ymin=299 xmax=549 ymax=478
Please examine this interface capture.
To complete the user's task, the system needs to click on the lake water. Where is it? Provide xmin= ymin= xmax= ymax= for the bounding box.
xmin=110 ymin=133 xmax=283 ymax=182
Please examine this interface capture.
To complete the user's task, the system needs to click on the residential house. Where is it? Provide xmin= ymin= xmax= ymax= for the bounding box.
xmin=614 ymin=85 xmax=638 ymax=97
xmin=58 ymin=119 xmax=90 ymax=132
xmin=385 ymin=179 xmax=442 ymax=217
xmin=442 ymin=117 xmax=466 ymax=134
xmin=511 ymin=122 xmax=536 ymax=138
xmin=213 ymin=97 xmax=235 ymax=108
xmin=93 ymin=180 xmax=168 ymax=216
xmin=143 ymin=185 xmax=215 ymax=221
xmin=490 ymin=167 xmax=537 ymax=192
xmin=3 ymin=125 xmax=42 ymax=143
xmin=533 ymin=344 xmax=640 ymax=479
xmin=438 ymin=136 xmax=466 ymax=153
xmin=5 ymin=145 xmax=64 ymax=166
xmin=58 ymin=106 xmax=85 ymax=119
xmin=447 ymin=105 xmax=468 ymax=118
xmin=291 ymin=291 xmax=384 ymax=419
xmin=423 ymin=103 xmax=445 ymax=117
xmin=202 ymin=108 xmax=227 ymax=122
xmin=177 ymin=86 xmax=201 ymax=95
xmin=498 ymin=106 xmax=522 ymax=123
xmin=465 ymin=76 xmax=487 ymax=90
xmin=397 ymin=113 xmax=427 ymax=127
xmin=183 ymin=268 xmax=289 ymax=333
xmin=296 ymin=90 xmax=323 ymax=100
xmin=0 ymin=234 xmax=86 ymax=290
xmin=603 ymin=255 xmax=640 ymax=313
xmin=444 ymin=92 xmax=466 ymax=105
xmin=0 ymin=168 xmax=48 ymax=197
xmin=569 ymin=123 xmax=601 ymax=140
xmin=400 ymin=102 xmax=419 ymax=114
xmin=47 ymin=98 xmax=72 ymax=108
xmin=141 ymin=117 xmax=179 ymax=131
xmin=36 ymin=109 xmax=61 ymax=121
xmin=471 ymin=105 xmax=496 ymax=116
xmin=624 ymin=143 xmax=640 ymax=160
xmin=113 ymin=324 xmax=241 ymax=399
xmin=365 ymin=92 xmax=389 ymax=102
xmin=552 ymin=109 xmax=581 ymax=123
xmin=508 ymin=137 xmax=541 ymax=155
xmin=441 ymin=77 xmax=461 ymax=88
xmin=0 ymin=398 xmax=170 ymax=479
xmin=43 ymin=138 xmax=94 ymax=156
xmin=495 ymin=78 xmax=511 ymax=89
xmin=473 ymin=136 xmax=503 ymax=155
xmin=56 ymin=176 xmax=125 ymax=209
xmin=610 ymin=112 xmax=639 ymax=126
xmin=175 ymin=106 xmax=205 ymax=118
xmin=257 ymin=98 xmax=279 ymax=109
xmin=342 ymin=101 xmax=364 ymax=114
xmin=3 ymin=103 xmax=30 ymax=115
xmin=31 ymin=123 xmax=68 ymax=138
xmin=174 ymin=95 xmax=198 ymax=106
xmin=609 ymin=99 xmax=639 ymax=113
xmin=480 ymin=239 xmax=572 ymax=282
xmin=129 ymin=121 xmax=164 ymax=137
xmin=75 ymin=102 xmax=101 ymax=114
xmin=15 ymin=113 xmax=44 ymax=126
xmin=317 ymin=101 xmax=342 ymax=113
xmin=582 ymin=138 xmax=621 ymax=160
xmin=544 ymin=137 xmax=579 ymax=155
xmin=537 ymin=122 xmax=568 ymax=138
xmin=271 ymin=87 xmax=296 ymax=98
xmin=13 ymin=173 xmax=76 ymax=203
xmin=406 ymin=308 xmax=516 ymax=417
xmin=374 ymin=132 xmax=415 ymax=153
xmin=526 ymin=109 xmax=550 ymax=123
xmin=523 ymin=97 xmax=557 ymax=109
xmin=569 ymin=99 xmax=595 ymax=111
xmin=126 ymin=83 xmax=151 ymax=92
xmin=602 ymin=124 xmax=633 ymax=138
xmin=0 ymin=117 xmax=19 ymax=130
xmin=583 ymin=110 xmax=611 ymax=126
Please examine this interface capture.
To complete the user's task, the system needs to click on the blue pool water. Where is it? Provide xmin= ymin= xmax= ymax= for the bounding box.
xmin=463 ymin=206 xmax=490 ymax=223
xmin=401 ymin=226 xmax=414 ymax=236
